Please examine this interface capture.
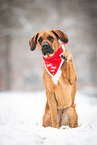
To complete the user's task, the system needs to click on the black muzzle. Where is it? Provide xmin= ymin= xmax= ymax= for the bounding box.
xmin=41 ymin=42 xmax=54 ymax=56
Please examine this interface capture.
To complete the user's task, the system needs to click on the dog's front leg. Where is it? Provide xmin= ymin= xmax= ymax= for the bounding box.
xmin=46 ymin=91 xmax=59 ymax=128
xmin=43 ymin=71 xmax=59 ymax=128
xmin=61 ymin=49 xmax=77 ymax=84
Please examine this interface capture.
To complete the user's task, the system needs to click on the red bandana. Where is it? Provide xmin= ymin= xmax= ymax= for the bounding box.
xmin=43 ymin=43 xmax=66 ymax=77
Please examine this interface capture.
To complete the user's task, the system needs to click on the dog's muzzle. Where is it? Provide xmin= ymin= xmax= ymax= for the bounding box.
xmin=41 ymin=42 xmax=54 ymax=56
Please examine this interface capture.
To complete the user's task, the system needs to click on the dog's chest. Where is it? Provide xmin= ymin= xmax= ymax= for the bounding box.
xmin=52 ymin=69 xmax=62 ymax=85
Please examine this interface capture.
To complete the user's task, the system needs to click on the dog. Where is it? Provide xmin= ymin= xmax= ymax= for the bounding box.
xmin=29 ymin=29 xmax=78 ymax=128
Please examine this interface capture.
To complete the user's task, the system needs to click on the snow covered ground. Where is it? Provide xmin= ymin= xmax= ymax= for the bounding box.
xmin=0 ymin=91 xmax=97 ymax=145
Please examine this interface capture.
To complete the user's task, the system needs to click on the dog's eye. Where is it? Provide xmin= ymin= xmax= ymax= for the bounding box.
xmin=48 ymin=35 xmax=54 ymax=42
xmin=38 ymin=37 xmax=43 ymax=44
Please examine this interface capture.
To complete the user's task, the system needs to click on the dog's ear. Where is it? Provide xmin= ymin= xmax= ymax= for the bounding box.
xmin=29 ymin=33 xmax=39 ymax=51
xmin=51 ymin=29 xmax=68 ymax=43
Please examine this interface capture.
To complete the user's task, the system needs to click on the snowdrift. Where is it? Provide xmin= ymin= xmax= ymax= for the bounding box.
xmin=0 ymin=91 xmax=97 ymax=145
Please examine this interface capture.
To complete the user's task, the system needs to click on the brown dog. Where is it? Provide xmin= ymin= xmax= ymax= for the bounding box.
xmin=29 ymin=29 xmax=78 ymax=128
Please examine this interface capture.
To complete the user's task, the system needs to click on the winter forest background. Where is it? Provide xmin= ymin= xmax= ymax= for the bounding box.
xmin=0 ymin=0 xmax=97 ymax=93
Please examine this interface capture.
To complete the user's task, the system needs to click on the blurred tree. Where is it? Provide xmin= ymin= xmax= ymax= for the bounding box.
xmin=0 ymin=0 xmax=97 ymax=91
xmin=0 ymin=0 xmax=11 ymax=90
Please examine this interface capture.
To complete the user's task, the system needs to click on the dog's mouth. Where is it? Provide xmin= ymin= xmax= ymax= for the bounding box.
xmin=41 ymin=42 xmax=54 ymax=56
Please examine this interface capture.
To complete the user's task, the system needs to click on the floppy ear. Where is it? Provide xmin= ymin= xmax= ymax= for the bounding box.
xmin=29 ymin=33 xmax=39 ymax=51
xmin=52 ymin=29 xmax=68 ymax=43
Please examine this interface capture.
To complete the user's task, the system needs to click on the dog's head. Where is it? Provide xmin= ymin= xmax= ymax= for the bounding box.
xmin=29 ymin=29 xmax=68 ymax=56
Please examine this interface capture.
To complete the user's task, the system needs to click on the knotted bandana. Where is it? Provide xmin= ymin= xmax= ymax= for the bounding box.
xmin=43 ymin=43 xmax=66 ymax=77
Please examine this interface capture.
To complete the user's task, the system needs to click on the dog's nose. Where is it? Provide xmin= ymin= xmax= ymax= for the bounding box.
xmin=41 ymin=42 xmax=54 ymax=56
xmin=42 ymin=42 xmax=49 ymax=49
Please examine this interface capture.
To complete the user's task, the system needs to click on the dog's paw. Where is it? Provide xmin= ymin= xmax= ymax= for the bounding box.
xmin=61 ymin=54 xmax=69 ymax=61
xmin=52 ymin=123 xmax=59 ymax=128
xmin=61 ymin=54 xmax=68 ymax=61
xmin=61 ymin=52 xmax=73 ymax=62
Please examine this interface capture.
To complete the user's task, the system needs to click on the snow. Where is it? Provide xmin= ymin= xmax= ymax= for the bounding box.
xmin=0 ymin=91 xmax=97 ymax=145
